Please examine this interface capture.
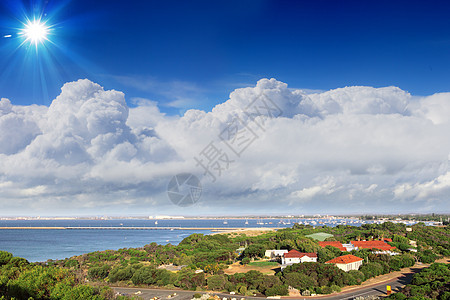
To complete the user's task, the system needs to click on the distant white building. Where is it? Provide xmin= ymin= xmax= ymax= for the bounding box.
xmin=281 ymin=250 xmax=317 ymax=265
xmin=372 ymin=250 xmax=399 ymax=256
xmin=342 ymin=243 xmax=357 ymax=251
xmin=265 ymin=249 xmax=288 ymax=259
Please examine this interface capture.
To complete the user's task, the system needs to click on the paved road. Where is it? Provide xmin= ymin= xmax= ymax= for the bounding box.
xmin=113 ymin=287 xmax=260 ymax=300
xmin=112 ymin=265 xmax=424 ymax=300
xmin=113 ymin=287 xmax=197 ymax=300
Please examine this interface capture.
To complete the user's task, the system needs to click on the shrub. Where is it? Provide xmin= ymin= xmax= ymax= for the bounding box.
xmin=88 ymin=265 xmax=111 ymax=280
xmin=108 ymin=266 xmax=134 ymax=282
xmin=64 ymin=259 xmax=80 ymax=269
xmin=347 ymin=270 xmax=365 ymax=285
xmin=417 ymin=250 xmax=438 ymax=264
xmin=207 ymin=275 xmax=227 ymax=291
xmin=387 ymin=292 xmax=407 ymax=299
xmin=224 ymin=281 xmax=236 ymax=292
xmin=8 ymin=257 xmax=29 ymax=268
xmin=238 ymin=285 xmax=247 ymax=295
xmin=265 ymin=284 xmax=288 ymax=296
xmin=320 ymin=286 xmax=332 ymax=294
xmin=283 ymin=272 xmax=316 ymax=291
xmin=360 ymin=262 xmax=383 ymax=279
xmin=0 ymin=251 xmax=13 ymax=265
xmin=330 ymin=284 xmax=341 ymax=293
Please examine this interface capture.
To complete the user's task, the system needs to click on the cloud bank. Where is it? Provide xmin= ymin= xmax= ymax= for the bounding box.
xmin=0 ymin=78 xmax=449 ymax=215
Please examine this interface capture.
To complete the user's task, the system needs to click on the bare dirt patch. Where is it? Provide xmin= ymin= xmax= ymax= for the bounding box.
xmin=224 ymin=261 xmax=280 ymax=275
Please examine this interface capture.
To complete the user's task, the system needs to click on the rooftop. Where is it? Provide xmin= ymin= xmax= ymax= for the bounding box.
xmin=284 ymin=249 xmax=318 ymax=258
xmin=351 ymin=240 xmax=396 ymax=250
xmin=318 ymin=241 xmax=346 ymax=251
xmin=325 ymin=254 xmax=364 ymax=264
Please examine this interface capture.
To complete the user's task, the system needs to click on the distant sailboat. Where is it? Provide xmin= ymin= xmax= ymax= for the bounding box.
xmin=223 ymin=220 xmax=228 ymax=225
xmin=245 ymin=219 xmax=249 ymax=225
xmin=155 ymin=221 xmax=158 ymax=225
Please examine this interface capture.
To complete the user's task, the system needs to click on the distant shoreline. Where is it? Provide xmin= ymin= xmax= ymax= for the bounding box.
xmin=0 ymin=216 xmax=355 ymax=220
xmin=210 ymin=227 xmax=277 ymax=236
xmin=0 ymin=227 xmax=67 ymax=229
xmin=0 ymin=226 xmax=277 ymax=231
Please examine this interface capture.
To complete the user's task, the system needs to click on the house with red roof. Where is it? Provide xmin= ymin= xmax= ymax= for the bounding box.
xmin=318 ymin=241 xmax=347 ymax=251
xmin=319 ymin=240 xmax=396 ymax=252
xmin=325 ymin=254 xmax=363 ymax=272
xmin=281 ymin=249 xmax=317 ymax=266
xmin=351 ymin=240 xmax=396 ymax=251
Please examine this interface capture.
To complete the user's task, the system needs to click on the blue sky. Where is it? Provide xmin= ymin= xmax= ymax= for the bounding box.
xmin=1 ymin=0 xmax=450 ymax=113
xmin=0 ymin=1 xmax=449 ymax=215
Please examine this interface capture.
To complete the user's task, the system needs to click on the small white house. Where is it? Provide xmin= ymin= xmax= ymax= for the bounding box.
xmin=281 ymin=250 xmax=317 ymax=265
xmin=265 ymin=249 xmax=288 ymax=259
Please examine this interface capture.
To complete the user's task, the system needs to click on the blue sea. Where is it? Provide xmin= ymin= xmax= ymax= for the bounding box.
xmin=0 ymin=218 xmax=289 ymax=262
xmin=0 ymin=217 xmax=422 ymax=262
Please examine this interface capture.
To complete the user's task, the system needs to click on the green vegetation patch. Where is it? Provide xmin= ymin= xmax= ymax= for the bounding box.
xmin=305 ymin=232 xmax=334 ymax=241
xmin=248 ymin=261 xmax=279 ymax=267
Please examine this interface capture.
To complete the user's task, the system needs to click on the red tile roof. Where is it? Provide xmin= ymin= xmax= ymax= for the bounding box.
xmin=284 ymin=249 xmax=317 ymax=258
xmin=325 ymin=254 xmax=363 ymax=264
xmin=351 ymin=241 xmax=396 ymax=251
xmin=318 ymin=241 xmax=346 ymax=251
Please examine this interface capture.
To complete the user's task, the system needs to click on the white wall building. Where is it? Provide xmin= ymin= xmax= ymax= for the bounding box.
xmin=265 ymin=249 xmax=288 ymax=259
xmin=281 ymin=250 xmax=317 ymax=265
xmin=325 ymin=254 xmax=363 ymax=272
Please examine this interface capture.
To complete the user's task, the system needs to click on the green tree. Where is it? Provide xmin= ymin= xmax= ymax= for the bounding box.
xmin=108 ymin=265 xmax=135 ymax=282
xmin=243 ymin=245 xmax=265 ymax=259
xmin=241 ymin=257 xmax=250 ymax=265
xmin=88 ymin=265 xmax=111 ymax=280
xmin=207 ymin=275 xmax=227 ymax=291
xmin=265 ymin=284 xmax=289 ymax=296
xmin=283 ymin=272 xmax=317 ymax=291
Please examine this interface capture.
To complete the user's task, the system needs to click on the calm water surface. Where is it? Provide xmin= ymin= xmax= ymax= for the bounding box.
xmin=0 ymin=218 xmax=383 ymax=262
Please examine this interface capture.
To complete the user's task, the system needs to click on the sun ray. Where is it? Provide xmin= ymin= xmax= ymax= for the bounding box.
xmin=20 ymin=18 xmax=50 ymax=48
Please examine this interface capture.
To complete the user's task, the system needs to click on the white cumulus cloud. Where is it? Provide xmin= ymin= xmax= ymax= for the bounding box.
xmin=0 ymin=78 xmax=449 ymax=215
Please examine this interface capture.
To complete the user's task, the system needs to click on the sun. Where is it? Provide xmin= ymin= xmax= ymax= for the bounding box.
xmin=21 ymin=19 xmax=50 ymax=46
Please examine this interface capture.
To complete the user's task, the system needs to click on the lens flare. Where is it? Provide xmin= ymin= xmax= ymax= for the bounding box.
xmin=21 ymin=19 xmax=49 ymax=46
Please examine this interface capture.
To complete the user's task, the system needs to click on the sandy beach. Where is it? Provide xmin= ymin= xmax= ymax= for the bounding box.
xmin=210 ymin=227 xmax=277 ymax=236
